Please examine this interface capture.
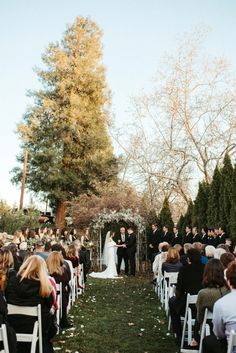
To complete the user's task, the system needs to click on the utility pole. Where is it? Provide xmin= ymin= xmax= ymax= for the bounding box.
xmin=19 ymin=150 xmax=28 ymax=209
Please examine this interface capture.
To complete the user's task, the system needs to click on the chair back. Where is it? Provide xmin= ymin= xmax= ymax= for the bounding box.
xmin=7 ymin=303 xmax=42 ymax=353
xmin=199 ymin=308 xmax=213 ymax=353
xmin=180 ymin=293 xmax=198 ymax=351
xmin=0 ymin=324 xmax=10 ymax=353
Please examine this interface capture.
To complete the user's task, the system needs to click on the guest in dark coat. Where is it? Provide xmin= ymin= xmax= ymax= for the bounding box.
xmin=183 ymin=225 xmax=193 ymax=244
xmin=148 ymin=224 xmax=162 ymax=262
xmin=5 ymin=255 xmax=55 ymax=353
xmin=162 ymin=225 xmax=173 ymax=245
xmin=192 ymin=227 xmax=201 ymax=243
xmin=171 ymin=226 xmax=182 ymax=246
xmin=162 ymin=247 xmax=183 ymax=274
xmin=201 ymin=227 xmax=208 ymax=245
xmin=169 ymin=248 xmax=205 ymax=344
xmin=47 ymin=251 xmax=70 ymax=329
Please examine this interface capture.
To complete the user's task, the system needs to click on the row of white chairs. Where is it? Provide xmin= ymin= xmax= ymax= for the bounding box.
xmin=154 ymin=271 xmax=236 ymax=353
xmin=0 ymin=263 xmax=86 ymax=353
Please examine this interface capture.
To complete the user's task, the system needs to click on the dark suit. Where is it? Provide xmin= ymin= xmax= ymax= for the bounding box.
xmin=116 ymin=233 xmax=128 ymax=274
xmin=162 ymin=231 xmax=173 ymax=245
xmin=183 ymin=232 xmax=193 ymax=244
xmin=201 ymin=233 xmax=208 ymax=244
xmin=192 ymin=233 xmax=201 ymax=243
xmin=149 ymin=229 xmax=162 ymax=261
xmin=218 ymin=233 xmax=226 ymax=244
xmin=126 ymin=233 xmax=136 ymax=276
xmin=171 ymin=232 xmax=183 ymax=246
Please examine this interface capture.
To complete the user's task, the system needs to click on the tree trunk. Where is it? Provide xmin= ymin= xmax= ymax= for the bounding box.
xmin=55 ymin=201 xmax=67 ymax=229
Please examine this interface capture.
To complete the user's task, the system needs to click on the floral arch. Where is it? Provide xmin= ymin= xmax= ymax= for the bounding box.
xmin=89 ymin=209 xmax=146 ymax=271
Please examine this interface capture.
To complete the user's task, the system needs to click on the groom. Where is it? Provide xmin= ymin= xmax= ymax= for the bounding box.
xmin=125 ymin=226 xmax=137 ymax=276
xmin=116 ymin=227 xmax=129 ymax=275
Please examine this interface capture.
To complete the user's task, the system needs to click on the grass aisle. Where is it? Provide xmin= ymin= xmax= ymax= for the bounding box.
xmin=54 ymin=276 xmax=178 ymax=353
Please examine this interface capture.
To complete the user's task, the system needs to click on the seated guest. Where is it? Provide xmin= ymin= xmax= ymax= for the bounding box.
xmin=169 ymin=248 xmax=204 ymax=345
xmin=18 ymin=241 xmax=28 ymax=263
xmin=220 ymin=252 xmax=235 ymax=279
xmin=47 ymin=251 xmax=71 ymax=329
xmin=162 ymin=248 xmax=183 ymax=274
xmin=7 ymin=243 xmax=22 ymax=272
xmin=152 ymin=242 xmax=170 ymax=281
xmin=214 ymin=248 xmax=226 ymax=260
xmin=202 ymin=261 xmax=236 ymax=353
xmin=0 ymin=248 xmax=14 ymax=290
xmin=5 ymin=255 xmax=55 ymax=353
xmin=66 ymin=244 xmax=79 ymax=268
xmin=205 ymin=245 xmax=215 ymax=260
xmin=180 ymin=243 xmax=192 ymax=266
xmin=190 ymin=259 xmax=229 ymax=348
xmin=192 ymin=242 xmax=207 ymax=264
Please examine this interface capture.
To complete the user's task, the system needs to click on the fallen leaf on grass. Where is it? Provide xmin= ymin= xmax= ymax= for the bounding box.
xmin=128 ymin=322 xmax=135 ymax=326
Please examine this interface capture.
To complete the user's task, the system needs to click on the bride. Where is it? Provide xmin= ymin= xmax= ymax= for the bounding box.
xmin=89 ymin=230 xmax=124 ymax=279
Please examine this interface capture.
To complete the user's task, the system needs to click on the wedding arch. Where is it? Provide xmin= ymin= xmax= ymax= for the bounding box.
xmin=89 ymin=209 xmax=146 ymax=271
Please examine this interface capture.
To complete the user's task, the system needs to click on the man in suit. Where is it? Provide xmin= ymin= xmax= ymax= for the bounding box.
xmin=149 ymin=223 xmax=162 ymax=262
xmin=201 ymin=227 xmax=208 ymax=244
xmin=192 ymin=227 xmax=201 ymax=243
xmin=162 ymin=225 xmax=173 ymax=245
xmin=125 ymin=226 xmax=137 ymax=276
xmin=218 ymin=227 xmax=227 ymax=244
xmin=116 ymin=227 xmax=128 ymax=275
xmin=172 ymin=226 xmax=182 ymax=246
xmin=183 ymin=225 xmax=193 ymax=244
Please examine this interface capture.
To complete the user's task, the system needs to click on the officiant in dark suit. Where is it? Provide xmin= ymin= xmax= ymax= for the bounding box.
xmin=126 ymin=226 xmax=137 ymax=276
xmin=116 ymin=227 xmax=128 ymax=275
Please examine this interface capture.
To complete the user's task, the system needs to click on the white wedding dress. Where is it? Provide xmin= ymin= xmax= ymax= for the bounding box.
xmin=89 ymin=238 xmax=120 ymax=279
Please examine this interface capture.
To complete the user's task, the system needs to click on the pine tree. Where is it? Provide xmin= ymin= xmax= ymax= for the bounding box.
xmin=219 ymin=154 xmax=233 ymax=232
xmin=192 ymin=181 xmax=209 ymax=231
xmin=177 ymin=214 xmax=185 ymax=235
xmin=183 ymin=200 xmax=194 ymax=230
xmin=207 ymin=165 xmax=221 ymax=228
xmin=229 ymin=165 xmax=236 ymax=241
xmin=11 ymin=17 xmax=118 ymax=227
xmin=157 ymin=197 xmax=174 ymax=230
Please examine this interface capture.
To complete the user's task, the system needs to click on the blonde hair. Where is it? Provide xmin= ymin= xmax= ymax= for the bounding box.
xmin=47 ymin=251 xmax=64 ymax=276
xmin=0 ymin=249 xmax=14 ymax=289
xmin=18 ymin=255 xmax=52 ymax=297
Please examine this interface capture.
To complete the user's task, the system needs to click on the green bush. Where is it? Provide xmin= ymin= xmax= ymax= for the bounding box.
xmin=0 ymin=206 xmax=40 ymax=234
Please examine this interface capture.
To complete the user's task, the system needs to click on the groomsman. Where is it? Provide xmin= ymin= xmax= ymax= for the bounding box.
xmin=172 ymin=226 xmax=182 ymax=246
xmin=149 ymin=223 xmax=162 ymax=262
xmin=218 ymin=227 xmax=227 ymax=244
xmin=192 ymin=227 xmax=201 ymax=243
xmin=116 ymin=227 xmax=128 ymax=275
xmin=162 ymin=225 xmax=173 ymax=244
xmin=126 ymin=226 xmax=137 ymax=276
xmin=183 ymin=225 xmax=193 ymax=244
xmin=201 ymin=227 xmax=208 ymax=244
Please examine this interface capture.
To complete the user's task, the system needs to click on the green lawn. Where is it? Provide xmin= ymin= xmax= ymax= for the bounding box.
xmin=53 ymin=276 xmax=178 ymax=353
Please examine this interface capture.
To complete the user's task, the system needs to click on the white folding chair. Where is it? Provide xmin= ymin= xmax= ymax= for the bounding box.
xmin=65 ymin=260 xmax=74 ymax=312
xmin=56 ymin=282 xmax=63 ymax=326
xmin=198 ymin=308 xmax=213 ymax=353
xmin=7 ymin=304 xmax=42 ymax=353
xmin=163 ymin=272 xmax=178 ymax=315
xmin=78 ymin=264 xmax=85 ymax=295
xmin=227 ymin=329 xmax=236 ymax=353
xmin=0 ymin=324 xmax=10 ymax=353
xmin=180 ymin=293 xmax=198 ymax=353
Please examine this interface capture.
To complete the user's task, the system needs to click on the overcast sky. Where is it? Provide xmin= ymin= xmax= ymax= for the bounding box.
xmin=1 ymin=0 xmax=236 ymax=208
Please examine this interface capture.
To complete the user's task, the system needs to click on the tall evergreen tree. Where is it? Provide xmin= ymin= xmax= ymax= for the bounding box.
xmin=192 ymin=181 xmax=209 ymax=231
xmin=229 ymin=165 xmax=236 ymax=241
xmin=207 ymin=165 xmax=221 ymax=228
xmin=219 ymin=154 xmax=233 ymax=231
xmin=177 ymin=214 xmax=185 ymax=235
xmin=11 ymin=17 xmax=118 ymax=227
xmin=182 ymin=200 xmax=194 ymax=230
xmin=157 ymin=197 xmax=174 ymax=230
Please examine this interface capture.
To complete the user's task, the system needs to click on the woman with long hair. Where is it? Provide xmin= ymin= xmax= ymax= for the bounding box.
xmin=5 ymin=255 xmax=55 ymax=353
xmin=47 ymin=251 xmax=71 ymax=328
xmin=0 ymin=248 xmax=14 ymax=290
xmin=190 ymin=258 xmax=229 ymax=348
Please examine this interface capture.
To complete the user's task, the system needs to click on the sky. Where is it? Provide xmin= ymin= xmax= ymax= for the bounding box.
xmin=0 ymin=0 xmax=236 ymax=209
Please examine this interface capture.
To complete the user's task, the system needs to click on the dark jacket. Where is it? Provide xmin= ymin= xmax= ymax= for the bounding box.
xmin=116 ymin=233 xmax=128 ymax=256
xmin=5 ymin=271 xmax=53 ymax=335
xmin=126 ymin=233 xmax=136 ymax=254
xmin=176 ymin=261 xmax=205 ymax=298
